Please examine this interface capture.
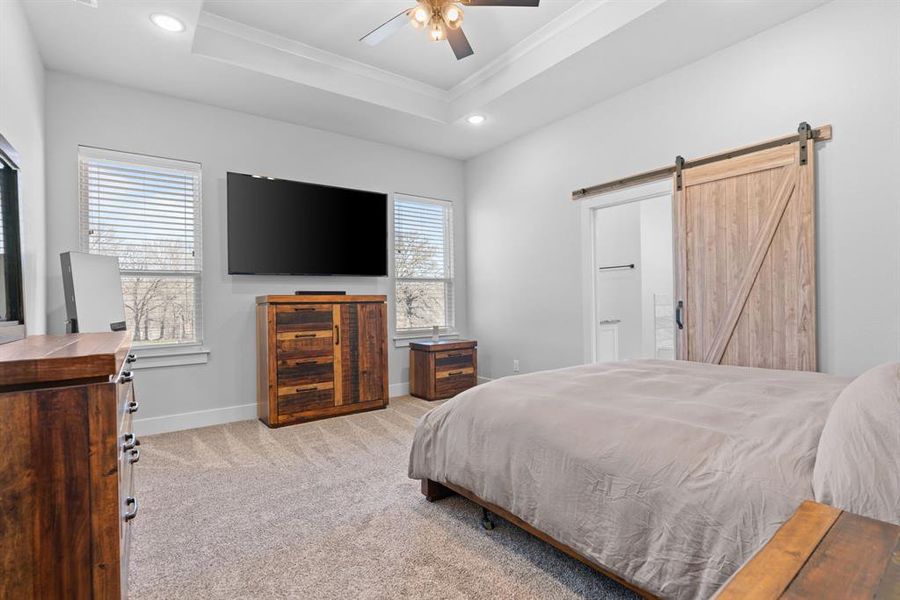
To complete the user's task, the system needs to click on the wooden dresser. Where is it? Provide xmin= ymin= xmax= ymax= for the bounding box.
xmin=409 ymin=339 xmax=477 ymax=401
xmin=256 ymin=295 xmax=389 ymax=427
xmin=0 ymin=332 xmax=138 ymax=599
xmin=714 ymin=500 xmax=900 ymax=599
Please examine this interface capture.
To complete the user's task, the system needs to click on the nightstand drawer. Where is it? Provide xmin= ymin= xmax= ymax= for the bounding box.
xmin=435 ymin=349 xmax=474 ymax=370
xmin=435 ymin=369 xmax=476 ymax=398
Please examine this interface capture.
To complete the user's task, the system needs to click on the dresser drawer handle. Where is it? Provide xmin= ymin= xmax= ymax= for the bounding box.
xmin=293 ymin=307 xmax=317 ymax=311
xmin=128 ymin=447 xmax=141 ymax=464
xmin=127 ymin=400 xmax=139 ymax=414
xmin=448 ymin=370 xmax=464 ymax=376
xmin=123 ymin=433 xmax=138 ymax=452
xmin=124 ymin=497 xmax=139 ymax=522
xmin=293 ymin=333 xmax=316 ymax=339
xmin=120 ymin=371 xmax=133 ymax=383
xmin=294 ymin=384 xmax=318 ymax=392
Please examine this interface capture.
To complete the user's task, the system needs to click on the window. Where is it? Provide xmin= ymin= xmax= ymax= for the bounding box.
xmin=393 ymin=195 xmax=454 ymax=334
xmin=78 ymin=147 xmax=202 ymax=347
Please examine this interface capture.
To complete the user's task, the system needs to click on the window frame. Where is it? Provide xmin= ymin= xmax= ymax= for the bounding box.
xmin=77 ymin=146 xmax=203 ymax=350
xmin=392 ymin=193 xmax=456 ymax=338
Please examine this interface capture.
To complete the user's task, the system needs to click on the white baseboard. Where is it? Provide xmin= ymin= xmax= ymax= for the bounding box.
xmin=134 ymin=402 xmax=257 ymax=436
xmin=135 ymin=382 xmax=414 ymax=435
xmin=477 ymin=376 xmax=493 ymax=384
xmin=389 ymin=382 xmax=410 ymax=397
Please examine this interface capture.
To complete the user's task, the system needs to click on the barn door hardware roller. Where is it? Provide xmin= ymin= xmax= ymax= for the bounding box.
xmin=674 ymin=155 xmax=685 ymax=191
xmin=797 ymin=121 xmax=812 ymax=165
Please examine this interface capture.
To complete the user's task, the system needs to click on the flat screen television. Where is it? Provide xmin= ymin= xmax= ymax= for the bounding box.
xmin=227 ymin=172 xmax=388 ymax=276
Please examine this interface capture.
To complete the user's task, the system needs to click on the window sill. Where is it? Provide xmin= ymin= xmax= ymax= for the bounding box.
xmin=393 ymin=332 xmax=460 ymax=348
xmin=131 ymin=345 xmax=210 ymax=369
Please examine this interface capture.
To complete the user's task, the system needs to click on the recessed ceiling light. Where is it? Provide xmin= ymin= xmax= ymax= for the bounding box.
xmin=150 ymin=13 xmax=185 ymax=33
xmin=466 ymin=114 xmax=486 ymax=126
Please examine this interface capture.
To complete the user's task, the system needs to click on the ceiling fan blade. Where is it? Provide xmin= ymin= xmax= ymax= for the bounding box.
xmin=447 ymin=27 xmax=474 ymax=60
xmin=462 ymin=0 xmax=540 ymax=6
xmin=360 ymin=9 xmax=411 ymax=46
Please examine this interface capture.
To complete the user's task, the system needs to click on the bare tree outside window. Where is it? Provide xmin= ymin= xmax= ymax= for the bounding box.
xmin=79 ymin=148 xmax=202 ymax=347
xmin=394 ymin=197 xmax=453 ymax=333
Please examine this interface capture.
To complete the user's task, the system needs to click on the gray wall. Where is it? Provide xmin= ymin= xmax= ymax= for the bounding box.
xmin=45 ymin=72 xmax=466 ymax=431
xmin=465 ymin=0 xmax=900 ymax=379
xmin=0 ymin=0 xmax=46 ymax=335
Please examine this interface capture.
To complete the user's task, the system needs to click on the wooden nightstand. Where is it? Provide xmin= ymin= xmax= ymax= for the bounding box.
xmin=714 ymin=500 xmax=900 ymax=599
xmin=409 ymin=339 xmax=477 ymax=401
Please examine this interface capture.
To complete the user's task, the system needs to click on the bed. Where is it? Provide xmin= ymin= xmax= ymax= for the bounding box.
xmin=408 ymin=359 xmax=859 ymax=599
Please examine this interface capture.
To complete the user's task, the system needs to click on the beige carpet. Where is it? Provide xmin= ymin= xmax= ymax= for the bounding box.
xmin=129 ymin=396 xmax=637 ymax=599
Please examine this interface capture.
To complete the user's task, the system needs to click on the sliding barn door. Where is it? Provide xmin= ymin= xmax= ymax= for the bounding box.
xmin=674 ymin=142 xmax=816 ymax=370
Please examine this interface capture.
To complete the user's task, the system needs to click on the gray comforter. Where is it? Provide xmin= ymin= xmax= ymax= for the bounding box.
xmin=408 ymin=359 xmax=851 ymax=599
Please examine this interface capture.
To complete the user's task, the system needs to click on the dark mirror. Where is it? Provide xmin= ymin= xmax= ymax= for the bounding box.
xmin=0 ymin=133 xmax=25 ymax=344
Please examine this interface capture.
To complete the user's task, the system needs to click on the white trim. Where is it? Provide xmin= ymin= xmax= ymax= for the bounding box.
xmin=132 ymin=345 xmax=210 ymax=369
xmin=580 ymin=177 xmax=672 ymax=364
xmin=196 ymin=11 xmax=447 ymax=100
xmin=134 ymin=402 xmax=256 ymax=436
xmin=477 ymin=376 xmax=493 ymax=385
xmin=447 ymin=0 xmax=607 ymax=100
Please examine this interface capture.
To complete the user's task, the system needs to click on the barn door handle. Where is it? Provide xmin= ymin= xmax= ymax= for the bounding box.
xmin=675 ymin=301 xmax=684 ymax=330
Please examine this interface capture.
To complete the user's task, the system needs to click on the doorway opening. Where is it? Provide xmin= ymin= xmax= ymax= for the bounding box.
xmin=580 ymin=179 xmax=673 ymax=363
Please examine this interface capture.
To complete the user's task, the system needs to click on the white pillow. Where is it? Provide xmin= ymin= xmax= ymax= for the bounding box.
xmin=813 ymin=362 xmax=900 ymax=524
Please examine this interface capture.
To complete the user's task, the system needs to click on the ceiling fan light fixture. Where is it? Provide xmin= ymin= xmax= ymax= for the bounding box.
xmin=443 ymin=3 xmax=464 ymax=29
xmin=429 ymin=22 xmax=446 ymax=42
xmin=411 ymin=3 xmax=431 ymax=28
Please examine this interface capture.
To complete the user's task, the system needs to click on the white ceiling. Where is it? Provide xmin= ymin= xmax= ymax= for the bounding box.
xmin=22 ymin=0 xmax=828 ymax=159
xmin=202 ymin=0 xmax=581 ymax=90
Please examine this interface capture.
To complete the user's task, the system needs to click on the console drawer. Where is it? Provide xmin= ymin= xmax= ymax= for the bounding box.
xmin=277 ymin=381 xmax=335 ymax=417
xmin=275 ymin=304 xmax=333 ymax=332
xmin=435 ymin=349 xmax=474 ymax=371
xmin=435 ymin=367 xmax=476 ymax=398
xmin=276 ymin=330 xmax=334 ymax=358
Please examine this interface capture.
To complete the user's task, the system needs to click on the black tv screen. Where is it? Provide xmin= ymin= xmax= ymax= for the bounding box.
xmin=227 ymin=173 xmax=388 ymax=276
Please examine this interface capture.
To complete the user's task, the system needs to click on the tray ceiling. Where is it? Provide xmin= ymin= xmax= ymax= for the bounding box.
xmin=22 ymin=0 xmax=828 ymax=159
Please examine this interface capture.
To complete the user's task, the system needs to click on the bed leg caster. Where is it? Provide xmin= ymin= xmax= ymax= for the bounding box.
xmin=481 ymin=507 xmax=495 ymax=530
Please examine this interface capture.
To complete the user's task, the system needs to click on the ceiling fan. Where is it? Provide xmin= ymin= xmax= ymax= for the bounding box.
xmin=360 ymin=0 xmax=541 ymax=61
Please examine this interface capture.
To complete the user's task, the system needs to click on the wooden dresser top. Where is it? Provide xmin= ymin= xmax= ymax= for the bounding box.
xmin=256 ymin=294 xmax=387 ymax=304
xmin=0 ymin=332 xmax=132 ymax=389
xmin=409 ymin=339 xmax=477 ymax=352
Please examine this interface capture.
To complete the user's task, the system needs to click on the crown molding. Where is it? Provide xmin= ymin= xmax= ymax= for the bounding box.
xmin=195 ymin=11 xmax=449 ymax=101
xmin=447 ymin=0 xmax=607 ymax=100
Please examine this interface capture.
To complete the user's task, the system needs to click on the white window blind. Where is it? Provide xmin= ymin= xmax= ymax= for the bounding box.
xmin=393 ymin=195 xmax=454 ymax=333
xmin=78 ymin=146 xmax=202 ymax=347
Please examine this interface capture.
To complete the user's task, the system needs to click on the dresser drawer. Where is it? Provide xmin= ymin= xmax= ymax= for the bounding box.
xmin=275 ymin=304 xmax=333 ymax=331
xmin=277 ymin=356 xmax=334 ymax=385
xmin=277 ymin=381 xmax=335 ymax=417
xmin=276 ymin=329 xmax=334 ymax=358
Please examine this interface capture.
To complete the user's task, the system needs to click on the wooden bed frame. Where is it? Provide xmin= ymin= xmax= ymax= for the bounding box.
xmin=421 ymin=479 xmax=658 ymax=600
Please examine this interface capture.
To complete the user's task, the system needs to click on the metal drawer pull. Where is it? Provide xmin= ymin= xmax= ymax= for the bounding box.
xmin=123 ymin=433 xmax=138 ymax=452
xmin=127 ymin=400 xmax=139 ymax=414
xmin=295 ymin=384 xmax=318 ymax=392
xmin=120 ymin=371 xmax=133 ymax=383
xmin=126 ymin=353 xmax=137 ymax=364
xmin=293 ymin=333 xmax=316 ymax=339
xmin=449 ymin=370 xmax=464 ymax=376
xmin=128 ymin=448 xmax=141 ymax=464
xmin=124 ymin=497 xmax=139 ymax=522
xmin=334 ymin=324 xmax=340 ymax=345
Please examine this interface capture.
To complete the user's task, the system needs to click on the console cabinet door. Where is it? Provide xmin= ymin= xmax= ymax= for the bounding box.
xmin=339 ymin=303 xmax=388 ymax=405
